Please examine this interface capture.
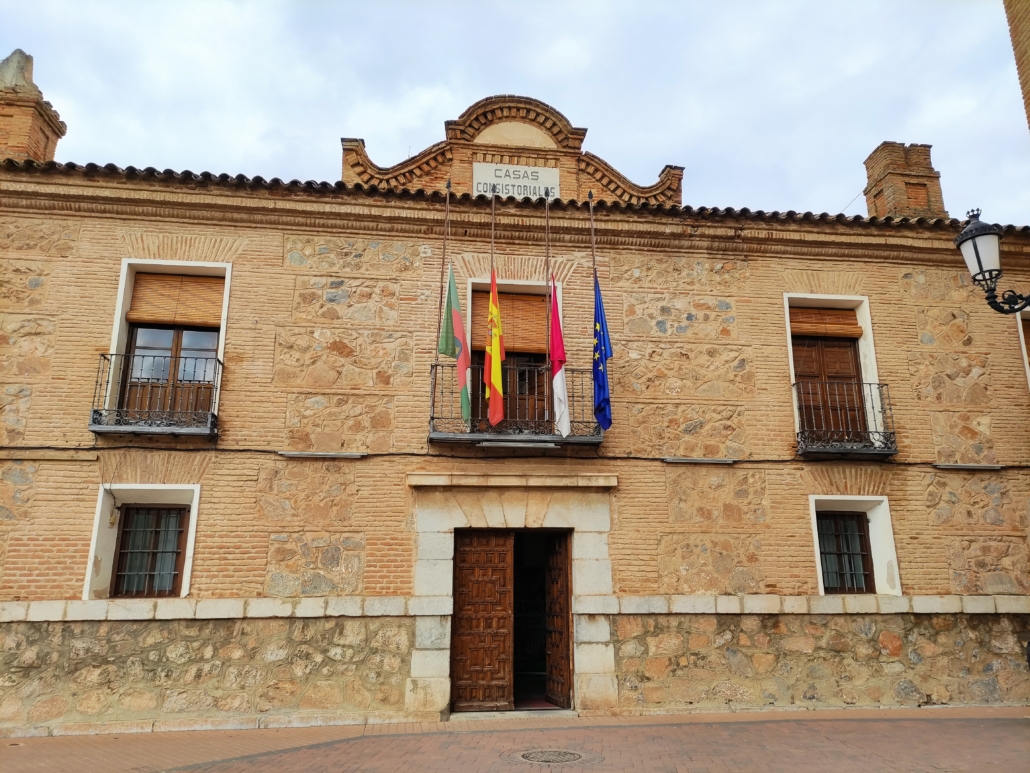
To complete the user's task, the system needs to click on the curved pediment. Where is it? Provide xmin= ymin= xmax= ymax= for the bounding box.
xmin=340 ymin=95 xmax=682 ymax=206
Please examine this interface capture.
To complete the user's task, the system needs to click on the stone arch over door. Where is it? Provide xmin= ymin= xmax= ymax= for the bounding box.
xmin=404 ymin=473 xmax=618 ymax=714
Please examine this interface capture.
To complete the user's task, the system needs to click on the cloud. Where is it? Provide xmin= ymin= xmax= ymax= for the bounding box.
xmin=1 ymin=0 xmax=1028 ymax=222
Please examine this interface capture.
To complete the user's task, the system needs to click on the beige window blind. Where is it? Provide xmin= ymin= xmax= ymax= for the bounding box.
xmin=126 ymin=274 xmax=225 ymax=328
xmin=789 ymin=307 xmax=862 ymax=339
xmin=471 ymin=291 xmax=549 ymax=354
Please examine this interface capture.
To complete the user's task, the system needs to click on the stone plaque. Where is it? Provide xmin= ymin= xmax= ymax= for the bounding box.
xmin=472 ymin=162 xmax=560 ymax=199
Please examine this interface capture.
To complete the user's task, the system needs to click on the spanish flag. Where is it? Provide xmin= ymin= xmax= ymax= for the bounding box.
xmin=484 ymin=269 xmax=505 ymax=425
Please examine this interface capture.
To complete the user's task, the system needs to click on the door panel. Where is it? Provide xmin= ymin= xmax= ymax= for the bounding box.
xmin=792 ymin=336 xmax=866 ymax=442
xmin=451 ymin=530 xmax=514 ymax=711
xmin=544 ymin=532 xmax=572 ymax=709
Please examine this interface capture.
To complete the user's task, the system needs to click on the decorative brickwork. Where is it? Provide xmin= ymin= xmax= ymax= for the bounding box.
xmin=614 ymin=613 xmax=1030 ymax=709
xmin=0 ymin=617 xmax=412 ymax=731
xmin=293 ymin=277 xmax=400 ymax=325
xmin=930 ymin=412 xmax=996 ymax=465
xmin=667 ymin=469 xmax=767 ymax=525
xmin=908 ymin=352 xmax=991 ymax=405
xmin=264 ymin=532 xmax=365 ymax=597
xmin=915 ymin=307 xmax=973 ymax=348
xmin=272 ymin=328 xmax=413 ymax=389
xmin=284 ymin=235 xmax=426 ymax=276
xmin=0 ymin=315 xmax=56 ymax=379
xmin=284 ymin=394 xmax=395 ymax=453
xmin=657 ymin=534 xmax=766 ymax=595
xmin=256 ymin=459 xmax=356 ymax=526
xmin=623 ymin=294 xmax=735 ymax=339
xmin=615 ymin=343 xmax=753 ymax=399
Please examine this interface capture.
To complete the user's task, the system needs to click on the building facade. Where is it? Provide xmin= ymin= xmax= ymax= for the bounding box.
xmin=1 ymin=50 xmax=1029 ymax=736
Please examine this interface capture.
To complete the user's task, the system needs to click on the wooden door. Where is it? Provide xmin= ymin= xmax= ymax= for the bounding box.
xmin=451 ymin=530 xmax=514 ymax=711
xmin=792 ymin=336 xmax=866 ymax=442
xmin=544 ymin=532 xmax=572 ymax=708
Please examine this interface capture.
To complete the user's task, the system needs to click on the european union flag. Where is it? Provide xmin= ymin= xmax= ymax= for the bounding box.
xmin=592 ymin=271 xmax=613 ymax=430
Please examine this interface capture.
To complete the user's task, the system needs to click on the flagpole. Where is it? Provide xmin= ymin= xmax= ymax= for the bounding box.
xmin=433 ymin=180 xmax=451 ymax=367
xmin=588 ymin=189 xmax=597 ymax=281
xmin=490 ymin=185 xmax=496 ymax=275
xmin=544 ymin=190 xmax=552 ymax=370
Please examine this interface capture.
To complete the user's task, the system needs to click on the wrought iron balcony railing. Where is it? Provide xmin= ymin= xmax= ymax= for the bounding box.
xmin=89 ymin=353 xmax=221 ymax=435
xmin=793 ymin=380 xmax=897 ymax=456
xmin=429 ymin=362 xmax=603 ymax=445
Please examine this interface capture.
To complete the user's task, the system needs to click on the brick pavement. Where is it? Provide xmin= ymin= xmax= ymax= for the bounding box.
xmin=0 ymin=708 xmax=1027 ymax=773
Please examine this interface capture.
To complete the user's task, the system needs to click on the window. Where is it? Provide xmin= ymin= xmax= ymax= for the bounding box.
xmin=121 ymin=325 xmax=219 ymax=420
xmin=785 ymin=299 xmax=896 ymax=455
xmin=816 ymin=511 xmax=875 ymax=594
xmin=112 ymin=505 xmax=190 ymax=597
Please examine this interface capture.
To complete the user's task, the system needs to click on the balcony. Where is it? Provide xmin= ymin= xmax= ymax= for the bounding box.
xmin=90 ymin=353 xmax=221 ymax=436
xmin=429 ymin=362 xmax=603 ymax=446
xmin=793 ymin=380 xmax=897 ymax=456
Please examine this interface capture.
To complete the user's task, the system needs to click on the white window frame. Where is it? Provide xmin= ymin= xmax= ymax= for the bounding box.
xmin=83 ymin=484 xmax=201 ymax=600
xmin=782 ymin=293 xmax=885 ymax=440
xmin=1017 ymin=311 xmax=1030 ymax=393
xmin=107 ymin=259 xmax=232 ymax=413
xmin=808 ymin=494 xmax=902 ymax=596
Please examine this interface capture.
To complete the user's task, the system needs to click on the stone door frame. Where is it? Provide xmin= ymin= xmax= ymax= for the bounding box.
xmin=404 ymin=473 xmax=619 ymax=714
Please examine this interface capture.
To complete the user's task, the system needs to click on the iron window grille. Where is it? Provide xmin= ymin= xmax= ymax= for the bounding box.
xmin=793 ymin=381 xmax=897 ymax=455
xmin=817 ymin=511 xmax=876 ymax=594
xmin=112 ymin=505 xmax=190 ymax=598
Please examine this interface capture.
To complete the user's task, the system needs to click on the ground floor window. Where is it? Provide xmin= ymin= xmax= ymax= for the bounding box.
xmin=113 ymin=505 xmax=190 ymax=597
xmin=816 ymin=511 xmax=875 ymax=594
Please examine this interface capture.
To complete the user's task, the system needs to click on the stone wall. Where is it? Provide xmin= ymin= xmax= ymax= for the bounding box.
xmin=0 ymin=617 xmax=417 ymax=734
xmin=612 ymin=613 xmax=1030 ymax=711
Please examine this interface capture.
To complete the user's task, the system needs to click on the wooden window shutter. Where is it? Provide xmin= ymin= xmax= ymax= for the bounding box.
xmin=789 ymin=307 xmax=862 ymax=339
xmin=471 ymin=291 xmax=549 ymax=354
xmin=127 ymin=273 xmax=225 ymax=328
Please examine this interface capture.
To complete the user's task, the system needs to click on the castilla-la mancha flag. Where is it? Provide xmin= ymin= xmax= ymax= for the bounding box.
xmin=550 ymin=275 xmax=570 ymax=437
xmin=484 ymin=269 xmax=505 ymax=425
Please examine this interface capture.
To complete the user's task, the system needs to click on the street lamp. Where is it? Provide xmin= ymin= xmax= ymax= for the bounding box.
xmin=955 ymin=209 xmax=1028 ymax=314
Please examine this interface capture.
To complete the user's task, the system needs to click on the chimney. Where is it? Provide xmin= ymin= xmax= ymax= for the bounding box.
xmin=0 ymin=49 xmax=66 ymax=163
xmin=863 ymin=142 xmax=948 ymax=219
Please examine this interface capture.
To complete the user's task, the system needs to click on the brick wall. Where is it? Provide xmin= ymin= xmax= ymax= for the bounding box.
xmin=1006 ymin=0 xmax=1030 ymax=132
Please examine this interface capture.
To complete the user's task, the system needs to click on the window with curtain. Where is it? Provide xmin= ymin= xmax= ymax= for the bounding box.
xmin=113 ymin=505 xmax=190 ymax=597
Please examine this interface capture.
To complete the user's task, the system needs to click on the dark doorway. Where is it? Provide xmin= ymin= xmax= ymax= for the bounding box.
xmin=451 ymin=529 xmax=571 ymax=712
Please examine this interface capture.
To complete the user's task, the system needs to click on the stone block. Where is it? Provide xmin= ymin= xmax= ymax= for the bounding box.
xmin=273 ymin=328 xmax=412 ymax=391
xmin=658 ymin=532 xmax=765 ymax=595
xmin=417 ymin=533 xmax=454 ymax=560
xmin=574 ymin=614 xmax=611 ymax=643
xmin=415 ymin=616 xmax=451 ymax=649
xmin=576 ymin=674 xmax=618 ymax=710
xmin=542 ymin=494 xmax=610 ymax=531
xmin=326 ymin=596 xmax=363 ymax=617
xmin=626 ymin=404 xmax=747 ymax=460
xmin=877 ymin=595 xmax=911 ymax=614
xmin=295 ymin=597 xmax=327 ymax=617
xmin=26 ymin=600 xmax=65 ymax=621
xmin=256 ymin=459 xmax=356 ymax=524
xmin=0 ymin=601 xmax=28 ymax=621
xmin=63 ymin=600 xmax=109 ymax=621
xmin=573 ymin=559 xmax=614 ymax=596
xmin=153 ymin=598 xmax=196 ymax=620
xmin=809 ymin=595 xmax=844 ymax=614
xmin=616 ymin=341 xmax=754 ymax=401
xmin=742 ymin=595 xmax=779 ymax=614
xmin=575 ymin=643 xmax=615 ymax=675
xmin=404 ymin=677 xmax=450 ymax=712
xmin=572 ymin=532 xmax=609 ymax=560
xmin=669 ymin=595 xmax=717 ymax=614
xmin=995 ymin=595 xmax=1030 ymax=614
xmin=284 ymin=234 xmax=424 ymax=276
xmin=195 ymin=599 xmax=245 ymax=619
xmin=716 ymin=596 xmax=742 ymax=614
xmin=408 ymin=596 xmax=452 ymax=616
xmin=364 ymin=597 xmax=405 ymax=616
xmin=620 ymin=596 xmax=668 ymax=614
xmin=284 ymin=394 xmax=395 ymax=455
xmin=414 ymin=559 xmax=452 ymax=597
xmin=842 ymin=595 xmax=878 ymax=614
xmin=292 ymin=276 xmax=400 ymax=325
xmin=961 ymin=595 xmax=996 ymax=614
xmin=947 ymin=536 xmax=1030 ymax=595
xmin=415 ymin=491 xmax=470 ymax=532
xmin=668 ymin=468 xmax=767 ymax=524
xmin=908 ymin=352 xmax=990 ymax=405
xmin=107 ymin=599 xmax=156 ymax=620
xmin=245 ymin=598 xmax=293 ymax=618
xmin=623 ymin=292 xmax=736 ymax=339
xmin=929 ymin=414 xmax=995 ymax=465
xmin=264 ymin=532 xmax=364 ymax=597
xmin=781 ymin=596 xmax=808 ymax=614
xmin=572 ymin=595 xmax=619 ymax=614
xmin=911 ymin=595 xmax=962 ymax=614
xmin=410 ymin=649 xmax=450 ymax=678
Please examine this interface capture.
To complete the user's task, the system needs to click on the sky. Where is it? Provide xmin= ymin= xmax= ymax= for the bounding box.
xmin=2 ymin=0 xmax=1029 ymax=223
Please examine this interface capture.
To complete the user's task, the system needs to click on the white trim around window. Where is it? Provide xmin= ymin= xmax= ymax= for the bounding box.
xmin=83 ymin=484 xmax=201 ymax=601
xmin=1017 ymin=310 xmax=1030 ymax=394
xmin=808 ymin=495 xmax=902 ymax=597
